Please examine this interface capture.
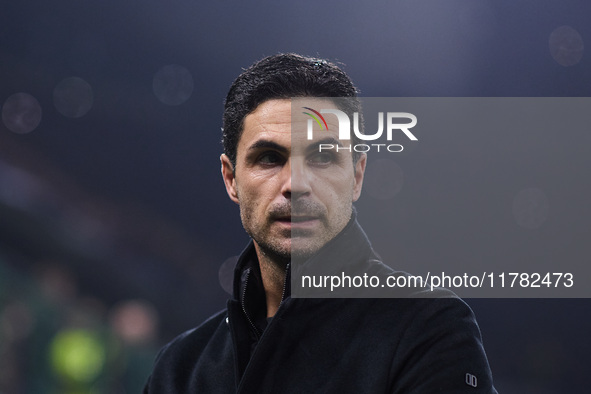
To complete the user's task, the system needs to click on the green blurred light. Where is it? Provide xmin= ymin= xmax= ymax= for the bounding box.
xmin=50 ymin=329 xmax=106 ymax=383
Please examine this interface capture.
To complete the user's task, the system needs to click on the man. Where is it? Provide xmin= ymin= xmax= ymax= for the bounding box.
xmin=144 ymin=53 xmax=497 ymax=393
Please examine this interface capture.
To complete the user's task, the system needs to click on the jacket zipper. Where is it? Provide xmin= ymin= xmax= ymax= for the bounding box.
xmin=236 ymin=288 xmax=289 ymax=393
xmin=280 ymin=263 xmax=290 ymax=303
xmin=236 ymin=265 xmax=291 ymax=393
xmin=241 ymin=269 xmax=260 ymax=338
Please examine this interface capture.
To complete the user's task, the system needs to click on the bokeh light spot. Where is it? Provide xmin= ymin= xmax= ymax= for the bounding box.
xmin=2 ymin=93 xmax=42 ymax=134
xmin=53 ymin=77 xmax=94 ymax=118
xmin=512 ymin=187 xmax=549 ymax=229
xmin=549 ymin=26 xmax=584 ymax=67
xmin=109 ymin=299 xmax=158 ymax=345
xmin=49 ymin=329 xmax=106 ymax=383
xmin=153 ymin=64 xmax=194 ymax=106
xmin=364 ymin=159 xmax=404 ymax=200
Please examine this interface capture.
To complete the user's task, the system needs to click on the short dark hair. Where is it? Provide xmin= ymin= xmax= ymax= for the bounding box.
xmin=222 ymin=53 xmax=363 ymax=166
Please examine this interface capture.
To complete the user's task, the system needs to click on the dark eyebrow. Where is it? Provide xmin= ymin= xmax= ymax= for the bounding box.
xmin=247 ymin=139 xmax=289 ymax=153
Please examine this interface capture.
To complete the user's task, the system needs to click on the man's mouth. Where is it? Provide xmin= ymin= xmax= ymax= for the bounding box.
xmin=290 ymin=216 xmax=318 ymax=223
xmin=274 ymin=215 xmax=320 ymax=229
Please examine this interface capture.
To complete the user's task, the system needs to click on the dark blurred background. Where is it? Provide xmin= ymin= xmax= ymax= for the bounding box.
xmin=0 ymin=0 xmax=589 ymax=393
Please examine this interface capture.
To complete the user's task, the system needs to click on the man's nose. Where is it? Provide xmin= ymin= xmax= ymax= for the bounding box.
xmin=281 ymin=158 xmax=311 ymax=199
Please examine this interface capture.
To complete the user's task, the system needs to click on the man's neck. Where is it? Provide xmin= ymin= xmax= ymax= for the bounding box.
xmin=253 ymin=243 xmax=288 ymax=318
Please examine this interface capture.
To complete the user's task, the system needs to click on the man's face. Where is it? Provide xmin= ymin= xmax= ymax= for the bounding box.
xmin=221 ymin=98 xmax=366 ymax=261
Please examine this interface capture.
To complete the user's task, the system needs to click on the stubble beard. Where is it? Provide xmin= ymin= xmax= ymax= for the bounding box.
xmin=239 ymin=199 xmax=291 ymax=267
xmin=240 ymin=198 xmax=352 ymax=266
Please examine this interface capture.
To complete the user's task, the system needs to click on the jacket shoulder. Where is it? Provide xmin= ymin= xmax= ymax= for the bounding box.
xmin=388 ymin=296 xmax=497 ymax=393
xmin=144 ymin=309 xmax=233 ymax=393
xmin=159 ymin=308 xmax=227 ymax=354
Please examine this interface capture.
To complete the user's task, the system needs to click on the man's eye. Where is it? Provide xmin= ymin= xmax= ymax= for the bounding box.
xmin=258 ymin=152 xmax=283 ymax=165
xmin=308 ymin=152 xmax=334 ymax=165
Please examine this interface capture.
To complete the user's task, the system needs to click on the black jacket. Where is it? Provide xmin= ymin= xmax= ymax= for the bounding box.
xmin=144 ymin=217 xmax=497 ymax=393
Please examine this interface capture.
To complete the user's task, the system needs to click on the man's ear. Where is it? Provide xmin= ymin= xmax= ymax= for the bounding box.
xmin=221 ymin=154 xmax=240 ymax=204
xmin=352 ymin=153 xmax=367 ymax=202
